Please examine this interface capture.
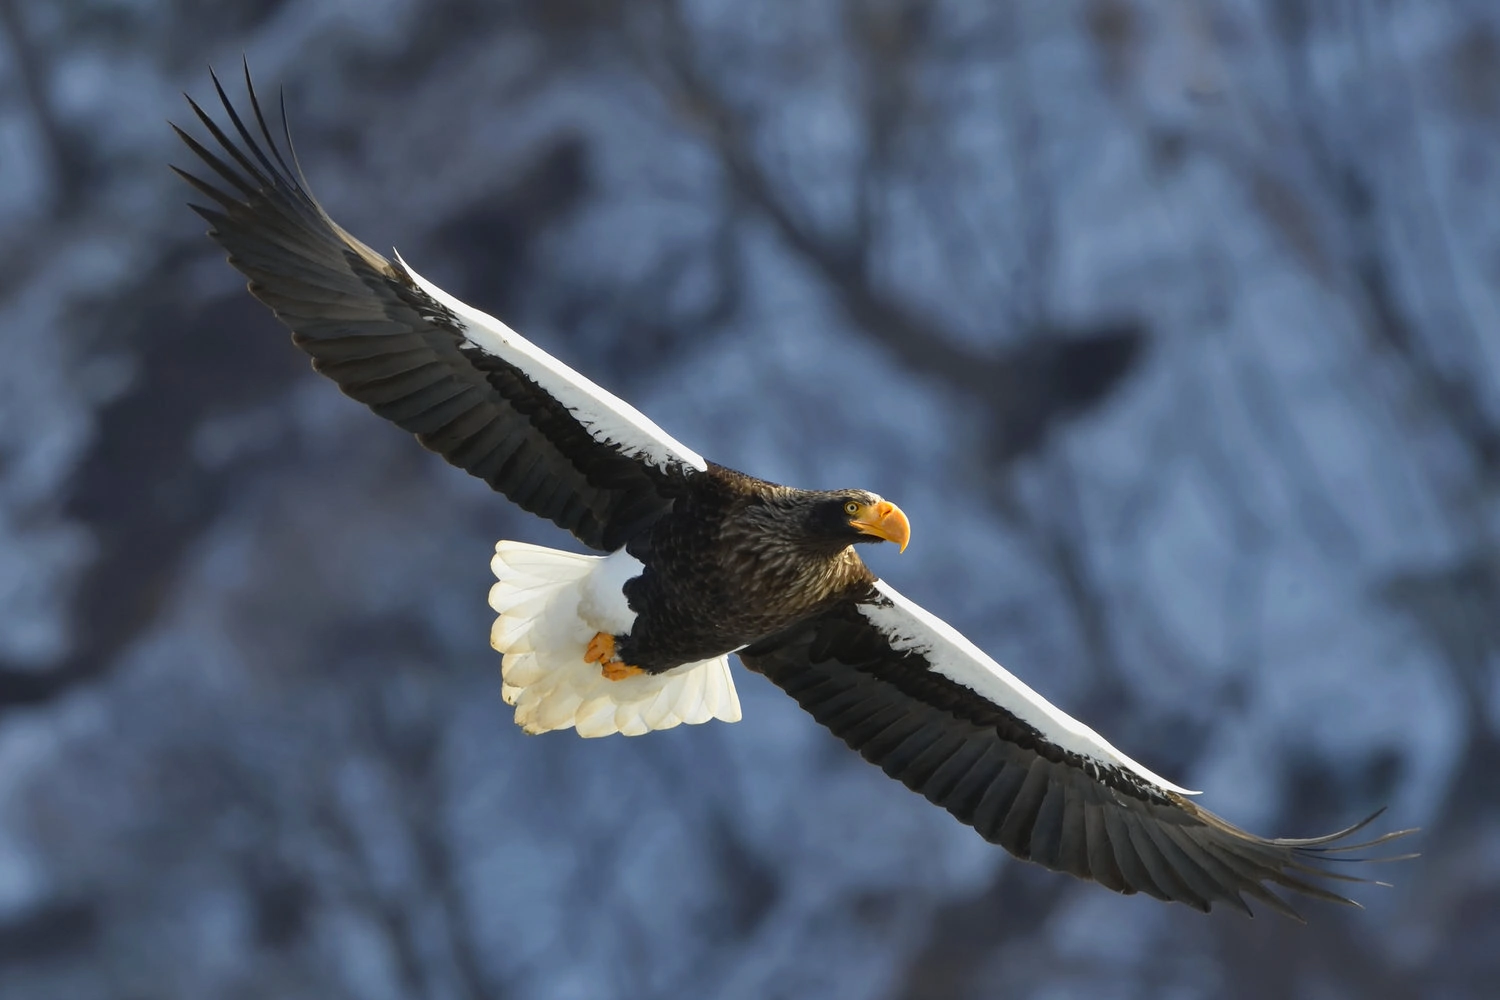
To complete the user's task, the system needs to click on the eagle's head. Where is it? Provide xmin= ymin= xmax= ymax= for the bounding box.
xmin=803 ymin=490 xmax=911 ymax=552
xmin=729 ymin=487 xmax=911 ymax=572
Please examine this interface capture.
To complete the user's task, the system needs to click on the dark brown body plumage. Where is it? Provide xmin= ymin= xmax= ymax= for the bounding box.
xmin=618 ymin=465 xmax=878 ymax=672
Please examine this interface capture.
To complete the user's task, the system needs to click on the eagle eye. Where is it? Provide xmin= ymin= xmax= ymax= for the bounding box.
xmin=843 ymin=501 xmax=861 ymax=516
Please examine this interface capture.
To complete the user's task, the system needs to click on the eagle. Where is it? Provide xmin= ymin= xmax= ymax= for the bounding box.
xmin=172 ymin=66 xmax=1412 ymax=920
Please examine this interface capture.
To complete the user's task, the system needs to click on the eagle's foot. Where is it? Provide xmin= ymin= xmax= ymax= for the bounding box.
xmin=584 ymin=632 xmax=644 ymax=681
xmin=600 ymin=660 xmax=645 ymax=681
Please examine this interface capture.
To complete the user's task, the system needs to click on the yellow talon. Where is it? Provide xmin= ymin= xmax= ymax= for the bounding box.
xmin=585 ymin=632 xmax=644 ymax=680
xmin=601 ymin=661 xmax=645 ymax=681
xmin=584 ymin=632 xmax=615 ymax=663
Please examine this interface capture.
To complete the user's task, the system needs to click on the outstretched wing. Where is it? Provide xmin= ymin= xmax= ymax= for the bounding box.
xmin=172 ymin=66 xmax=706 ymax=551
xmin=739 ymin=579 xmax=1415 ymax=919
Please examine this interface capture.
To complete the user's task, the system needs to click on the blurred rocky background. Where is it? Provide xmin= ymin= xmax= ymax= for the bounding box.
xmin=0 ymin=0 xmax=1495 ymax=997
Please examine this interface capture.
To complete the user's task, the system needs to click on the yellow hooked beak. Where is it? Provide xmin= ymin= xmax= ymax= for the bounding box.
xmin=849 ymin=500 xmax=911 ymax=552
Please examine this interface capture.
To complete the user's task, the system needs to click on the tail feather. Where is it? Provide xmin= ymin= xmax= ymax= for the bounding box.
xmin=489 ymin=540 xmax=743 ymax=737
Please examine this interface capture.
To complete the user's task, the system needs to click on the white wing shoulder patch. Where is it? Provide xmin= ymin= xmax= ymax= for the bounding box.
xmin=395 ymin=253 xmax=708 ymax=475
xmin=858 ymin=580 xmax=1199 ymax=797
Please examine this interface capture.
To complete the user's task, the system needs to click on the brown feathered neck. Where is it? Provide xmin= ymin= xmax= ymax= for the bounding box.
xmin=719 ymin=487 xmax=881 ymax=609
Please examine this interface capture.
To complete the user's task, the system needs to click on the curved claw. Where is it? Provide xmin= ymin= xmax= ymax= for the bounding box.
xmin=585 ymin=632 xmax=645 ymax=680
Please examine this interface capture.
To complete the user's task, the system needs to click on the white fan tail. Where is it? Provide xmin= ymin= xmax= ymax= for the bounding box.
xmin=489 ymin=541 xmax=742 ymax=737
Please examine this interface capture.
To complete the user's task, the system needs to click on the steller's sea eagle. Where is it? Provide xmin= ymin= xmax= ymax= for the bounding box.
xmin=171 ymin=66 xmax=1413 ymax=920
